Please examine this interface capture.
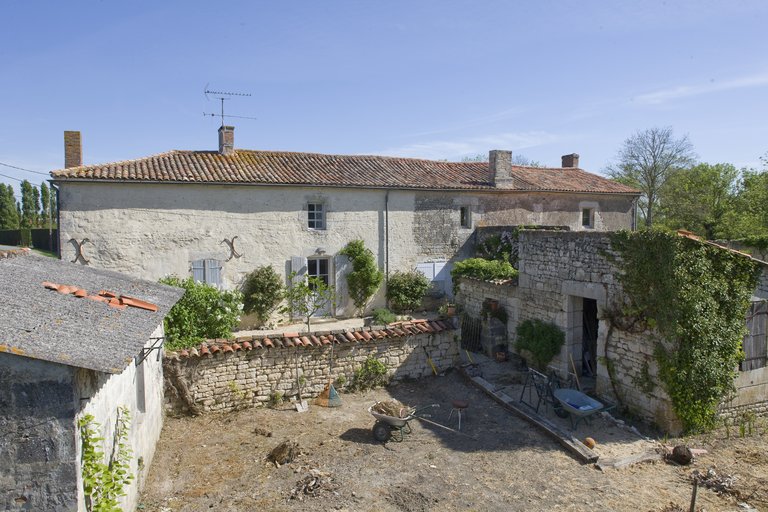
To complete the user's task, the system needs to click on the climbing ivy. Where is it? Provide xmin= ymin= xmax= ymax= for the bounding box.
xmin=609 ymin=230 xmax=761 ymax=433
xmin=339 ymin=240 xmax=383 ymax=314
xmin=79 ymin=406 xmax=134 ymax=512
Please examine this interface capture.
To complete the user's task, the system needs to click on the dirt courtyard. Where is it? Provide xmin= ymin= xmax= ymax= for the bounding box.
xmin=140 ymin=369 xmax=768 ymax=512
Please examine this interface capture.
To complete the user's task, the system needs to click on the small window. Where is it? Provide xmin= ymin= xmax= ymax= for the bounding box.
xmin=460 ymin=206 xmax=472 ymax=229
xmin=308 ymin=203 xmax=325 ymax=230
xmin=581 ymin=208 xmax=594 ymax=229
xmin=191 ymin=258 xmax=223 ymax=287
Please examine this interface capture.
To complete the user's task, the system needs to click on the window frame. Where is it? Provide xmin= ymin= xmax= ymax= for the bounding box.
xmin=307 ymin=202 xmax=326 ymax=230
xmin=581 ymin=208 xmax=595 ymax=229
xmin=460 ymin=206 xmax=472 ymax=229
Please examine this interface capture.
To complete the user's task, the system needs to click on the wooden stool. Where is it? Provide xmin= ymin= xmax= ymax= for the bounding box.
xmin=448 ymin=399 xmax=469 ymax=430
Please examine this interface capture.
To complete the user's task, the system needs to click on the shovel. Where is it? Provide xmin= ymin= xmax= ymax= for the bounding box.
xmin=294 ymin=348 xmax=309 ymax=413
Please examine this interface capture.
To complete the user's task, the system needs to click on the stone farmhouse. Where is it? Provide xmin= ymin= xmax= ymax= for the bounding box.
xmin=0 ymin=247 xmax=181 ymax=511
xmin=51 ymin=127 xmax=639 ymax=317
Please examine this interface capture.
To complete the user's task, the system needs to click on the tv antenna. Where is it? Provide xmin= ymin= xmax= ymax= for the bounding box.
xmin=203 ymin=85 xmax=257 ymax=126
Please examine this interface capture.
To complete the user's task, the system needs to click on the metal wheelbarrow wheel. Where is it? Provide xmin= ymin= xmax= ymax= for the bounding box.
xmin=372 ymin=421 xmax=392 ymax=442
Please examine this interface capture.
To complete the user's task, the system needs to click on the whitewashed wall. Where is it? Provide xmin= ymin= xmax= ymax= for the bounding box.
xmin=58 ymin=182 xmax=635 ymax=317
xmin=75 ymin=325 xmax=165 ymax=512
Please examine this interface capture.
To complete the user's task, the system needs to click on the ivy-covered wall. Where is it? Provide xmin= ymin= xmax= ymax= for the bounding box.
xmin=455 ymin=229 xmax=768 ymax=433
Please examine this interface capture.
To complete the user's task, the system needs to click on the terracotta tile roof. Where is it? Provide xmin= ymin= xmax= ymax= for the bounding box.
xmin=51 ymin=150 xmax=639 ymax=195
xmin=166 ymin=319 xmax=453 ymax=360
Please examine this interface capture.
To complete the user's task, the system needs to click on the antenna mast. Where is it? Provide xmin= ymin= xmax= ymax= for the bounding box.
xmin=203 ymin=87 xmax=255 ymax=126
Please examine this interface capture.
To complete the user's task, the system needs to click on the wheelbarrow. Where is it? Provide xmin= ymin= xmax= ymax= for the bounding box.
xmin=553 ymin=388 xmax=611 ymax=430
xmin=369 ymin=403 xmax=440 ymax=442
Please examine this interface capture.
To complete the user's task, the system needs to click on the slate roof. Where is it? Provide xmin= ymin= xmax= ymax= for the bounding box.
xmin=165 ymin=319 xmax=454 ymax=360
xmin=51 ymin=150 xmax=639 ymax=195
xmin=0 ymin=253 xmax=183 ymax=374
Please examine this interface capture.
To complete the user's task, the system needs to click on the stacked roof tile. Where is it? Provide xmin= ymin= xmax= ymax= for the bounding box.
xmin=51 ymin=149 xmax=639 ymax=195
xmin=165 ymin=319 xmax=453 ymax=360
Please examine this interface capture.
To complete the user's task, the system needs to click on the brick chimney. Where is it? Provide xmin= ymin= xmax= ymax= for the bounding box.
xmin=489 ymin=150 xmax=514 ymax=188
xmin=218 ymin=125 xmax=235 ymax=155
xmin=64 ymin=131 xmax=82 ymax=168
xmin=561 ymin=153 xmax=580 ymax=168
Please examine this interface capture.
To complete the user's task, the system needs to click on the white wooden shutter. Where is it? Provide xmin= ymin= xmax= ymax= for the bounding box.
xmin=191 ymin=259 xmax=205 ymax=283
xmin=205 ymin=259 xmax=223 ymax=288
xmin=289 ymin=256 xmax=308 ymax=319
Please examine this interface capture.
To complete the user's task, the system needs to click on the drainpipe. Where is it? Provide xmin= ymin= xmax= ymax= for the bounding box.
xmin=49 ymin=180 xmax=61 ymax=259
xmin=385 ymin=190 xmax=390 ymax=284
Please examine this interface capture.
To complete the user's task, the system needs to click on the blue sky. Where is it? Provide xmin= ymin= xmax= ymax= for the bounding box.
xmin=1 ymin=1 xmax=767 ymax=192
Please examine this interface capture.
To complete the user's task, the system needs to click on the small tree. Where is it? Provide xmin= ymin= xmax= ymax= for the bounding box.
xmin=386 ymin=270 xmax=430 ymax=313
xmin=339 ymin=240 xmax=383 ymax=315
xmin=515 ymin=319 xmax=565 ymax=370
xmin=241 ymin=266 xmax=284 ymax=327
xmin=281 ymin=273 xmax=336 ymax=334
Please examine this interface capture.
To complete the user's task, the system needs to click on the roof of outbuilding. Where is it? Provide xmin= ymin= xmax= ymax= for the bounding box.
xmin=51 ymin=149 xmax=639 ymax=195
xmin=0 ymin=253 xmax=183 ymax=374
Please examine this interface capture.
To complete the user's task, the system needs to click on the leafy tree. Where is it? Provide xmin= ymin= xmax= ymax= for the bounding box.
xmin=19 ymin=180 xmax=38 ymax=228
xmin=339 ymin=240 xmax=383 ymax=315
xmin=159 ymin=276 xmax=243 ymax=350
xmin=241 ymin=266 xmax=284 ymax=327
xmin=0 ymin=184 xmax=20 ymax=229
xmin=658 ymin=163 xmax=739 ymax=239
xmin=40 ymin=182 xmax=50 ymax=227
xmin=725 ymin=168 xmax=768 ymax=238
xmin=281 ymin=273 xmax=336 ymax=334
xmin=606 ymin=127 xmax=696 ymax=227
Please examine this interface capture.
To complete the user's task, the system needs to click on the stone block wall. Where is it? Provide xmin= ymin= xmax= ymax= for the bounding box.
xmin=456 ymin=229 xmax=768 ymax=432
xmin=164 ymin=328 xmax=457 ymax=414
xmin=0 ymin=354 xmax=78 ymax=511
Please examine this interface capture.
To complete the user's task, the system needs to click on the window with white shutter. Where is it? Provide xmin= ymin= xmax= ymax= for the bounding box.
xmin=191 ymin=258 xmax=223 ymax=287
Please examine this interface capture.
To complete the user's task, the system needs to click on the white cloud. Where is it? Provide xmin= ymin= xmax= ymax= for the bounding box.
xmin=375 ymin=131 xmax=558 ymax=161
xmin=635 ymin=72 xmax=768 ymax=105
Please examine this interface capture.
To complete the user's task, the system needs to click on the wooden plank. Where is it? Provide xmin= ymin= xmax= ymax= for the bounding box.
xmin=595 ymin=450 xmax=660 ymax=471
xmin=458 ymin=366 xmax=599 ymax=464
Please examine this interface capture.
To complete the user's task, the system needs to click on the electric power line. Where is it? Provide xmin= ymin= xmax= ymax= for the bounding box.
xmin=0 ymin=161 xmax=49 ymax=176
xmin=0 ymin=171 xmax=47 ymax=189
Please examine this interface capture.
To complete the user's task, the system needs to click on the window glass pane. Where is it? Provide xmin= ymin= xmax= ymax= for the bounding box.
xmin=582 ymin=209 xmax=592 ymax=227
xmin=308 ymin=203 xmax=325 ymax=229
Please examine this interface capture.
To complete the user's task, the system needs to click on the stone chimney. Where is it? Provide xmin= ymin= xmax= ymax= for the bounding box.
xmin=489 ymin=150 xmax=514 ymax=188
xmin=561 ymin=153 xmax=580 ymax=168
xmin=218 ymin=125 xmax=235 ymax=155
xmin=64 ymin=131 xmax=82 ymax=168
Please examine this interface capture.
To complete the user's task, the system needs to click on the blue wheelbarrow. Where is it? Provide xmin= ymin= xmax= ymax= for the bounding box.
xmin=553 ymin=388 xmax=610 ymax=430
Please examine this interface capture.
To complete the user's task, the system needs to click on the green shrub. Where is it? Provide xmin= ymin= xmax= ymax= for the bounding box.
xmin=515 ymin=319 xmax=565 ymax=370
xmin=339 ymin=240 xmax=384 ymax=314
xmin=351 ymin=356 xmax=389 ymax=391
xmin=386 ymin=270 xmax=430 ymax=313
xmin=451 ymin=258 xmax=518 ymax=294
xmin=372 ymin=308 xmax=396 ymax=325
xmin=241 ymin=266 xmax=284 ymax=326
xmin=159 ymin=276 xmax=243 ymax=350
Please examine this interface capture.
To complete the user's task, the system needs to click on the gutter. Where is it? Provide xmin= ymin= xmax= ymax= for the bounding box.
xmin=49 ymin=178 xmax=641 ymax=197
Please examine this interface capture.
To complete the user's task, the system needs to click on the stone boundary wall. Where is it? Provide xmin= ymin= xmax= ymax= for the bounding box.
xmin=163 ymin=323 xmax=457 ymax=414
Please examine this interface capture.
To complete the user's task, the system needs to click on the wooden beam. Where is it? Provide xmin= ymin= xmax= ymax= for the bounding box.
xmin=457 ymin=366 xmax=599 ymax=464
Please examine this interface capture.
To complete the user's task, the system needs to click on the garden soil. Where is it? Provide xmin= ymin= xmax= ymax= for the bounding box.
xmin=140 ymin=370 xmax=768 ymax=511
